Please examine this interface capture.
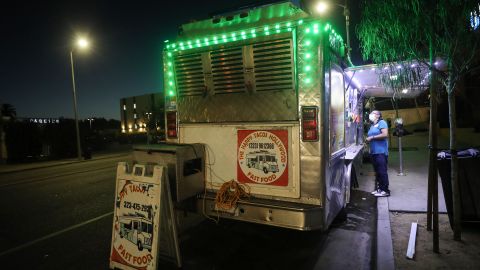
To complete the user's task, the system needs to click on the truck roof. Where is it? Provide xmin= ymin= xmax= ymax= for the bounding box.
xmin=178 ymin=1 xmax=308 ymax=39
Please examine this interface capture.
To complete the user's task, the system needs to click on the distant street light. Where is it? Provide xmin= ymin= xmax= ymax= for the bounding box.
xmin=70 ymin=36 xmax=90 ymax=160
xmin=315 ymin=1 xmax=351 ymax=61
xmin=87 ymin=117 xmax=94 ymax=129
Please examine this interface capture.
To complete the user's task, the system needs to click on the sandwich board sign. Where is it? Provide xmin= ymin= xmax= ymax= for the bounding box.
xmin=109 ymin=163 xmax=181 ymax=269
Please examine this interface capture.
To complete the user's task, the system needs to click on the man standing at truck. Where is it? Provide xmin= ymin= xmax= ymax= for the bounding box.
xmin=366 ymin=110 xmax=390 ymax=197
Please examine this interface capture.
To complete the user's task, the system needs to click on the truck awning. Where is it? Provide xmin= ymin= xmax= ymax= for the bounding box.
xmin=345 ymin=61 xmax=431 ymax=98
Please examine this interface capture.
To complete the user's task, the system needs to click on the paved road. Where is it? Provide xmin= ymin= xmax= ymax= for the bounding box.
xmin=0 ymin=156 xmax=376 ymax=269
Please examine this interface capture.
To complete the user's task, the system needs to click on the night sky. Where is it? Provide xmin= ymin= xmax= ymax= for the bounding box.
xmin=0 ymin=0 xmax=362 ymax=120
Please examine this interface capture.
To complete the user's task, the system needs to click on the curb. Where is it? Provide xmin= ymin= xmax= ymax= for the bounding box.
xmin=377 ymin=197 xmax=395 ymax=270
xmin=0 ymin=153 xmax=129 ymax=175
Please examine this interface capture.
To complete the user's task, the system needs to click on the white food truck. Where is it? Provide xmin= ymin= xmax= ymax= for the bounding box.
xmin=118 ymin=216 xmax=153 ymax=252
xmin=161 ymin=1 xmax=364 ymax=231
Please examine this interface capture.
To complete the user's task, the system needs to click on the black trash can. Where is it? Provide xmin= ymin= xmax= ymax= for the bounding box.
xmin=437 ymin=148 xmax=480 ymax=228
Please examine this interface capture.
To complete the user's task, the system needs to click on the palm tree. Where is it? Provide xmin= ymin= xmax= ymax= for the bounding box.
xmin=0 ymin=103 xmax=16 ymax=164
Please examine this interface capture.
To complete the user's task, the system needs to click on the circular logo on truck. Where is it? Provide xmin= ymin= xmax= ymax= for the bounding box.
xmin=237 ymin=130 xmax=288 ymax=186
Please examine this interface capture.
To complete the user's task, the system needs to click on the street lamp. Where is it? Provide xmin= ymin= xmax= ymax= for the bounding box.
xmin=315 ymin=1 xmax=351 ymax=62
xmin=87 ymin=117 xmax=94 ymax=129
xmin=70 ymin=37 xmax=90 ymax=160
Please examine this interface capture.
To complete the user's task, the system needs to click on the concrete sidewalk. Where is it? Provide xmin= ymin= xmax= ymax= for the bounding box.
xmin=0 ymin=150 xmax=131 ymax=174
xmin=387 ymin=133 xmax=447 ymax=213
xmin=369 ymin=131 xmax=480 ymax=269
xmin=357 ymin=132 xmax=451 ymax=269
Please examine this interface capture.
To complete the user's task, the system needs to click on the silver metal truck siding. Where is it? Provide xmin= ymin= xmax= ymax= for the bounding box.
xmin=176 ymin=34 xmax=297 ymax=123
xmin=173 ymin=27 xmax=329 ymax=207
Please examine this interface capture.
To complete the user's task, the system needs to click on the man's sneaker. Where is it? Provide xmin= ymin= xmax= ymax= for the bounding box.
xmin=374 ymin=190 xmax=390 ymax=197
xmin=371 ymin=189 xmax=380 ymax=195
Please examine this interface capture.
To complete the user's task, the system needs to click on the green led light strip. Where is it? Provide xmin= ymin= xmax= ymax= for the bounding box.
xmin=164 ymin=52 xmax=176 ymax=96
xmin=164 ymin=19 xmax=343 ymax=52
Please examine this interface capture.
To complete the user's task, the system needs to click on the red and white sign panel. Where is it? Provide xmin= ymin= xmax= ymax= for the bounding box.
xmin=110 ymin=164 xmax=162 ymax=270
xmin=237 ymin=130 xmax=288 ymax=186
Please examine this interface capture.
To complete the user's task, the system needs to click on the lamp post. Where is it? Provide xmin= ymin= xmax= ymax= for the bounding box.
xmin=315 ymin=1 xmax=351 ymax=62
xmin=70 ymin=37 xmax=89 ymax=160
xmin=87 ymin=117 xmax=94 ymax=129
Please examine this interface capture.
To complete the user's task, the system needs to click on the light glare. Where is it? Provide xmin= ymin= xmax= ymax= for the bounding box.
xmin=315 ymin=2 xmax=328 ymax=14
xmin=77 ymin=38 xmax=89 ymax=49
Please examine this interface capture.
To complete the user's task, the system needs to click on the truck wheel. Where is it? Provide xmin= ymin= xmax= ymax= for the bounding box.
xmin=263 ymin=167 xmax=268 ymax=174
xmin=137 ymin=241 xmax=143 ymax=251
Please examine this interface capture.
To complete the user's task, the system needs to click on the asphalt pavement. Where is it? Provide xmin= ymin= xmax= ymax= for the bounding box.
xmin=0 ymin=149 xmax=378 ymax=269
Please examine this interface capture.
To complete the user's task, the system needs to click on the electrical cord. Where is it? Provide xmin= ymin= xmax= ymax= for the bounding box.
xmin=214 ymin=180 xmax=250 ymax=211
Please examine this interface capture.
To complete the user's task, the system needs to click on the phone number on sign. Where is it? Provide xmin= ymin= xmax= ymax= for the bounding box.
xmin=123 ymin=201 xmax=150 ymax=212
xmin=248 ymin=143 xmax=274 ymax=149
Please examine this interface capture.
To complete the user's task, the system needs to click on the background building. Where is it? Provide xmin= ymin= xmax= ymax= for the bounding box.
xmin=120 ymin=93 xmax=164 ymax=135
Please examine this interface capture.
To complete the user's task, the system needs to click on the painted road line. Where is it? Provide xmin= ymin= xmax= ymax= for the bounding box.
xmin=0 ymin=211 xmax=114 ymax=257
xmin=0 ymin=166 xmax=114 ymax=188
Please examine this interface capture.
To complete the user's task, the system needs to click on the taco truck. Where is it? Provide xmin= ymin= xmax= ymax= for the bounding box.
xmin=246 ymin=150 xmax=280 ymax=173
xmin=160 ymin=1 xmax=364 ymax=231
xmin=118 ymin=216 xmax=153 ymax=252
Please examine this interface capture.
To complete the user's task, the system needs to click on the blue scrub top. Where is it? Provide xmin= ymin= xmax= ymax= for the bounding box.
xmin=368 ymin=119 xmax=389 ymax=155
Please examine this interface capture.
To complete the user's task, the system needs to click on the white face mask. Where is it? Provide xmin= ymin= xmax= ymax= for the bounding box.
xmin=369 ymin=113 xmax=377 ymax=122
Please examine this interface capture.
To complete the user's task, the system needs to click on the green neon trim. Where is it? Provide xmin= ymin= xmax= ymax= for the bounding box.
xmin=164 ymin=40 xmax=169 ymax=43
xmin=164 ymin=20 xmax=344 ymax=53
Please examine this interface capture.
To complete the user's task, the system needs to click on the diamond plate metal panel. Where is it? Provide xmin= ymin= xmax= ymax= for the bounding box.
xmin=178 ymin=90 xmax=297 ymax=123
